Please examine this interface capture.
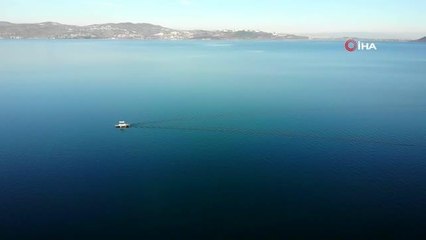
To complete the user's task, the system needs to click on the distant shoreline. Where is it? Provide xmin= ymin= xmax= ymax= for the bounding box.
xmin=1 ymin=21 xmax=424 ymax=42
xmin=0 ymin=38 xmax=419 ymax=43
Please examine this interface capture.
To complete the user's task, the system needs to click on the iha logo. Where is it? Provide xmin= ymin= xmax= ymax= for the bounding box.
xmin=344 ymin=39 xmax=377 ymax=52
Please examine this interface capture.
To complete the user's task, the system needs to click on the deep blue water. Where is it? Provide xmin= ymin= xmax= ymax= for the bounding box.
xmin=0 ymin=40 xmax=425 ymax=239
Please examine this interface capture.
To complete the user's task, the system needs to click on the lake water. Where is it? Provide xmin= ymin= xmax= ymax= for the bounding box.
xmin=0 ymin=40 xmax=425 ymax=239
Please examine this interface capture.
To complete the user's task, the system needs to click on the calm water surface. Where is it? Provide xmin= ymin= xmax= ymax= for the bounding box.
xmin=0 ymin=40 xmax=425 ymax=239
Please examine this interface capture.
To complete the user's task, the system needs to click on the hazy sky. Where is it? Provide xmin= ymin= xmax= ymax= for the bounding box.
xmin=1 ymin=0 xmax=425 ymax=34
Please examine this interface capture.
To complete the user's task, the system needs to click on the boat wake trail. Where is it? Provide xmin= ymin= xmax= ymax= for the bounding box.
xmin=131 ymin=113 xmax=235 ymax=126
xmin=131 ymin=125 xmax=423 ymax=148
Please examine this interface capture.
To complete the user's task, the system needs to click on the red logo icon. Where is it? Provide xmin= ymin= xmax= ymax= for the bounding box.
xmin=344 ymin=39 xmax=357 ymax=52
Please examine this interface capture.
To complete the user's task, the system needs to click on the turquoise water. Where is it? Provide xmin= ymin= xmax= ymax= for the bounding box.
xmin=0 ymin=40 xmax=425 ymax=239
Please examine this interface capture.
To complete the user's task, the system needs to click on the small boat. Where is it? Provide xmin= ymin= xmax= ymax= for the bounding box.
xmin=115 ymin=121 xmax=130 ymax=128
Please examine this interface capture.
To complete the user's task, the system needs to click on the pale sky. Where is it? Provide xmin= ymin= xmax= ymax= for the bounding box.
xmin=1 ymin=0 xmax=425 ymax=35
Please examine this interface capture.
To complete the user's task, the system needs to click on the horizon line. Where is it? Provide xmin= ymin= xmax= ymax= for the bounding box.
xmin=1 ymin=20 xmax=425 ymax=40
